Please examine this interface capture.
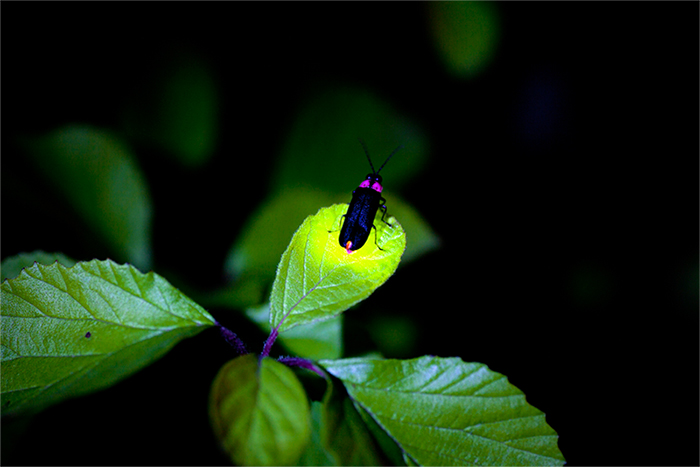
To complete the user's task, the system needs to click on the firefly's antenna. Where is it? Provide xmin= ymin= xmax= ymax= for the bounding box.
xmin=377 ymin=144 xmax=404 ymax=174
xmin=358 ymin=138 xmax=403 ymax=175
xmin=358 ymin=138 xmax=376 ymax=174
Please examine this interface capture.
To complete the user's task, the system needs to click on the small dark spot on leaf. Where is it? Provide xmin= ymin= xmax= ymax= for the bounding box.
xmin=85 ymin=332 xmax=92 ymax=338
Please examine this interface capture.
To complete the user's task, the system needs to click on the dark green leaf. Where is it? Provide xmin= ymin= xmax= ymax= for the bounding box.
xmin=428 ymin=2 xmax=501 ymax=78
xmin=22 ymin=126 xmax=152 ymax=269
xmin=273 ymin=85 xmax=429 ymax=194
xmin=121 ymin=51 xmax=219 ymax=166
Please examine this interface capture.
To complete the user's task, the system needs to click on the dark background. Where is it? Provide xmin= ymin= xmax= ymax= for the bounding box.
xmin=3 ymin=3 xmax=698 ymax=466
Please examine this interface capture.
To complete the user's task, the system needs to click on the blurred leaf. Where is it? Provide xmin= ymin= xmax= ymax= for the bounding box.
xmin=429 ymin=2 xmax=501 ymax=79
xmin=298 ymin=402 xmax=340 ymax=466
xmin=270 ymin=204 xmax=406 ymax=333
xmin=209 ymin=355 xmax=311 ymax=466
xmin=122 ymin=50 xmax=219 ymax=166
xmin=569 ymin=261 xmax=614 ymax=306
xmin=23 ymin=126 xmax=152 ymax=269
xmin=383 ymin=193 xmax=440 ymax=264
xmin=273 ymin=85 xmax=429 ymax=194
xmin=1 ymin=251 xmax=77 ymax=281
xmin=299 ymin=377 xmax=386 ymax=466
xmin=367 ymin=314 xmax=418 ymax=358
xmin=320 ymin=356 xmax=565 ymax=466
xmin=1 ymin=259 xmax=215 ymax=417
xmin=245 ymin=303 xmax=343 ymax=360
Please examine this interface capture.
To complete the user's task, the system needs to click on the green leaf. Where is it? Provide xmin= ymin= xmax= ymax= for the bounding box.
xmin=22 ymin=126 xmax=153 ymax=269
xmin=320 ymin=356 xmax=565 ymax=466
xmin=1 ymin=251 xmax=77 ymax=282
xmin=1 ymin=259 xmax=215 ymax=416
xmin=273 ymin=85 xmax=429 ymax=194
xmin=209 ymin=354 xmax=311 ymax=466
xmin=269 ymin=204 xmax=406 ymax=333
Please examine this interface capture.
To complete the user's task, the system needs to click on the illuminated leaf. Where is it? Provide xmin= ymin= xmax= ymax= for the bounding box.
xmin=269 ymin=204 xmax=405 ymax=333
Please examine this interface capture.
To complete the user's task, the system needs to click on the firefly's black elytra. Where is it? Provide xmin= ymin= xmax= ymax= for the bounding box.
xmin=338 ymin=139 xmax=403 ymax=254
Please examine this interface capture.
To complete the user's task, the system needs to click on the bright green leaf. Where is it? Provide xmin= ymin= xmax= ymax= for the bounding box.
xmin=1 ymin=251 xmax=77 ymax=282
xmin=209 ymin=354 xmax=311 ymax=466
xmin=22 ymin=126 xmax=152 ymax=269
xmin=320 ymin=356 xmax=565 ymax=466
xmin=1 ymin=259 xmax=215 ymax=416
xmin=269 ymin=204 xmax=406 ymax=333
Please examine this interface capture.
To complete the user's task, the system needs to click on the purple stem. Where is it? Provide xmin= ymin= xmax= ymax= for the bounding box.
xmin=216 ymin=323 xmax=248 ymax=355
xmin=260 ymin=326 xmax=279 ymax=358
xmin=278 ymin=356 xmax=326 ymax=378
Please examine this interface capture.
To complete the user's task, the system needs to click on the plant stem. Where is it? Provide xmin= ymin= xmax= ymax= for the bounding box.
xmin=278 ymin=356 xmax=326 ymax=378
xmin=260 ymin=326 xmax=279 ymax=358
xmin=216 ymin=322 xmax=248 ymax=355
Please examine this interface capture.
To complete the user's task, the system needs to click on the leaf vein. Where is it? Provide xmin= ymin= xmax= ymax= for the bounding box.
xmin=1 ymin=287 xmax=171 ymax=332
xmin=391 ymin=418 xmax=561 ymax=462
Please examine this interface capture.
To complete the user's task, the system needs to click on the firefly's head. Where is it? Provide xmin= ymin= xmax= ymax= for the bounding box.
xmin=359 ymin=173 xmax=383 ymax=192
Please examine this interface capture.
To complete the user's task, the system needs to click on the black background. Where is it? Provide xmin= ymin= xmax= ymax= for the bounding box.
xmin=2 ymin=3 xmax=698 ymax=466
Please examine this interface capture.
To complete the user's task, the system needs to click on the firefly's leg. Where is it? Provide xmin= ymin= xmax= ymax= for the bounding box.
xmin=371 ymin=224 xmax=385 ymax=251
xmin=378 ymin=198 xmax=392 ymax=227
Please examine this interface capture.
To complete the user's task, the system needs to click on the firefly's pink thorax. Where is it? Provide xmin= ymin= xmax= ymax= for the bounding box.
xmin=359 ymin=179 xmax=383 ymax=192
